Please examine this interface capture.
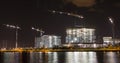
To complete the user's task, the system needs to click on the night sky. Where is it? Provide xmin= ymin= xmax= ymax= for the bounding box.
xmin=0 ymin=0 xmax=120 ymax=47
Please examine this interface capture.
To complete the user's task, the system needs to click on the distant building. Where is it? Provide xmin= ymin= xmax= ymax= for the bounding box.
xmin=66 ymin=28 xmax=96 ymax=44
xmin=103 ymin=37 xmax=120 ymax=45
xmin=35 ymin=37 xmax=41 ymax=48
xmin=35 ymin=35 xmax=61 ymax=48
xmin=103 ymin=37 xmax=113 ymax=45
xmin=62 ymin=43 xmax=104 ymax=48
xmin=114 ymin=39 xmax=120 ymax=44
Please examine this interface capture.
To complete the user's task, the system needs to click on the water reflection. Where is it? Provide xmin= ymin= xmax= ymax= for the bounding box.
xmin=30 ymin=52 xmax=58 ymax=63
xmin=65 ymin=52 xmax=98 ymax=63
xmin=1 ymin=51 xmax=120 ymax=63
xmin=47 ymin=52 xmax=58 ymax=63
xmin=104 ymin=52 xmax=119 ymax=63
xmin=3 ymin=52 xmax=20 ymax=63
xmin=29 ymin=52 xmax=42 ymax=63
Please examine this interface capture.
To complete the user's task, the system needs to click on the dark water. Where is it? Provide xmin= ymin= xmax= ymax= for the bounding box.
xmin=0 ymin=51 xmax=120 ymax=63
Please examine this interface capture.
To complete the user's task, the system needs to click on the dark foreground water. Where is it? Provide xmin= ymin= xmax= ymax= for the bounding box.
xmin=0 ymin=51 xmax=120 ymax=63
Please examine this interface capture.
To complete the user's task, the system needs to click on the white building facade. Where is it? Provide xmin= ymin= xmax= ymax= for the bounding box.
xmin=35 ymin=35 xmax=61 ymax=48
xmin=66 ymin=28 xmax=96 ymax=44
xmin=103 ymin=37 xmax=120 ymax=45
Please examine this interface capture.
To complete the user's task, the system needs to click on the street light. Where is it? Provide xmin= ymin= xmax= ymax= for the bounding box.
xmin=32 ymin=27 xmax=44 ymax=37
xmin=108 ymin=17 xmax=115 ymax=45
xmin=4 ymin=24 xmax=20 ymax=48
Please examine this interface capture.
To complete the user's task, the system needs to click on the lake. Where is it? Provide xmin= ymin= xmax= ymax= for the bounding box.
xmin=0 ymin=51 xmax=120 ymax=63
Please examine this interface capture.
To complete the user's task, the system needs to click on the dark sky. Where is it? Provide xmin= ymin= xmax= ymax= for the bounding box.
xmin=0 ymin=0 xmax=120 ymax=47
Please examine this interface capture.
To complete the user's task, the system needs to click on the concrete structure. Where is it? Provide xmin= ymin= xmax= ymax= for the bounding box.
xmin=35 ymin=35 xmax=61 ymax=48
xmin=66 ymin=28 xmax=96 ymax=44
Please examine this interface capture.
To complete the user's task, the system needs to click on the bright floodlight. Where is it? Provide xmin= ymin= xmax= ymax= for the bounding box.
xmin=59 ymin=12 xmax=63 ymax=14
xmin=108 ymin=17 xmax=114 ymax=24
xmin=32 ymin=27 xmax=40 ymax=31
xmin=79 ymin=15 xmax=84 ymax=18
xmin=32 ymin=27 xmax=35 ymax=30
xmin=9 ymin=25 xmax=13 ymax=28
xmin=5 ymin=24 xmax=20 ymax=29
xmin=12 ymin=26 xmax=16 ymax=28
xmin=52 ymin=10 xmax=56 ymax=13
xmin=16 ymin=26 xmax=20 ymax=29
xmin=67 ymin=13 xmax=71 ymax=15
xmin=36 ymin=29 xmax=40 ymax=31
xmin=6 ymin=24 xmax=10 ymax=27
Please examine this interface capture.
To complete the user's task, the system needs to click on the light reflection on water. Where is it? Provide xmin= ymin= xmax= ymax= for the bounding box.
xmin=3 ymin=52 xmax=20 ymax=63
xmin=104 ymin=52 xmax=120 ymax=63
xmin=65 ymin=52 xmax=98 ymax=63
xmin=1 ymin=51 xmax=120 ymax=63
xmin=29 ymin=52 xmax=58 ymax=63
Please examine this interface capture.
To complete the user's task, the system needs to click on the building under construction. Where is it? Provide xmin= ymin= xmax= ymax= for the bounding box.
xmin=35 ymin=35 xmax=61 ymax=48
xmin=66 ymin=27 xmax=96 ymax=44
